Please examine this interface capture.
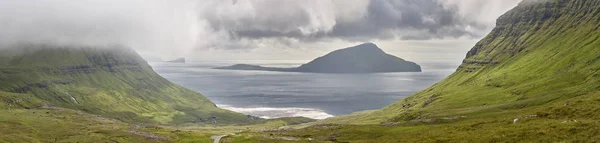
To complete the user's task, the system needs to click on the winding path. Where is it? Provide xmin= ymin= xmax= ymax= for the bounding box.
xmin=211 ymin=135 xmax=227 ymax=143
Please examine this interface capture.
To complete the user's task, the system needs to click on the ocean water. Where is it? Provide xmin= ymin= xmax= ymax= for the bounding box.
xmin=149 ymin=60 xmax=459 ymax=119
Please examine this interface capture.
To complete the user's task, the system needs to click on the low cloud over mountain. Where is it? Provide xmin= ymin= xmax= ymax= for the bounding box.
xmin=0 ymin=0 xmax=520 ymax=59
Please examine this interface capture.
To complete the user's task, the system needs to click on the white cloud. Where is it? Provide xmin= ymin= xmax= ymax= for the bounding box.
xmin=0 ymin=0 xmax=199 ymax=58
xmin=0 ymin=0 xmax=523 ymax=60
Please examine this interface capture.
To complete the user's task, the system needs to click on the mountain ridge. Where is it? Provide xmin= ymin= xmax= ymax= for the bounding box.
xmin=0 ymin=44 xmax=249 ymax=125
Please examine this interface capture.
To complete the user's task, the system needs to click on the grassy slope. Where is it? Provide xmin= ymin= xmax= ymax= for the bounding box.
xmin=0 ymin=44 xmax=248 ymax=125
xmin=0 ymin=104 xmax=219 ymax=143
xmin=231 ymin=0 xmax=600 ymax=142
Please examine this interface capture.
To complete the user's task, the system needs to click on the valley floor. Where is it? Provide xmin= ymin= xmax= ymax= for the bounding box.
xmin=0 ymin=107 xmax=314 ymax=143
xmin=223 ymin=92 xmax=600 ymax=142
xmin=0 ymin=107 xmax=217 ymax=142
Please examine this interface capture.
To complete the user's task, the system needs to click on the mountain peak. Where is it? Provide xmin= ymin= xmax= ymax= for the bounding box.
xmin=296 ymin=42 xmax=421 ymax=73
xmin=334 ymin=42 xmax=384 ymax=54
xmin=354 ymin=42 xmax=378 ymax=48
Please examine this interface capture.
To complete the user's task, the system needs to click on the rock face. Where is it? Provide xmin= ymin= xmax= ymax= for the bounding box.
xmin=215 ymin=43 xmax=421 ymax=73
xmin=167 ymin=58 xmax=185 ymax=63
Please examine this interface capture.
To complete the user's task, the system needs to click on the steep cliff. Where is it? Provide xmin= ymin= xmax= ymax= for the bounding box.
xmin=383 ymin=0 xmax=600 ymax=116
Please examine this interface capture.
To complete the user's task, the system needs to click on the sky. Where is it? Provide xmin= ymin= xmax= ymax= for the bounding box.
xmin=0 ymin=0 xmax=522 ymax=62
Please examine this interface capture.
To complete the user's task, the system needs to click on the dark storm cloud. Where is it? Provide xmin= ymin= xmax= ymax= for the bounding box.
xmin=331 ymin=0 xmax=485 ymax=40
xmin=201 ymin=0 xmax=484 ymax=42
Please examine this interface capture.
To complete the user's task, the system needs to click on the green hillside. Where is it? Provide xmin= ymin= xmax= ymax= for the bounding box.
xmin=0 ymin=44 xmax=248 ymax=125
xmin=229 ymin=0 xmax=600 ymax=142
xmin=0 ymin=106 xmax=218 ymax=143
xmin=380 ymin=0 xmax=600 ymax=122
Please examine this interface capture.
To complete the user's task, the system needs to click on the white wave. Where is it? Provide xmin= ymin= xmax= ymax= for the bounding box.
xmin=217 ymin=104 xmax=334 ymax=120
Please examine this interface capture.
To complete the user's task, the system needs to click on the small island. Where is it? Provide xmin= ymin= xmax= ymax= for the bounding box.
xmin=167 ymin=57 xmax=186 ymax=63
xmin=215 ymin=43 xmax=421 ymax=73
